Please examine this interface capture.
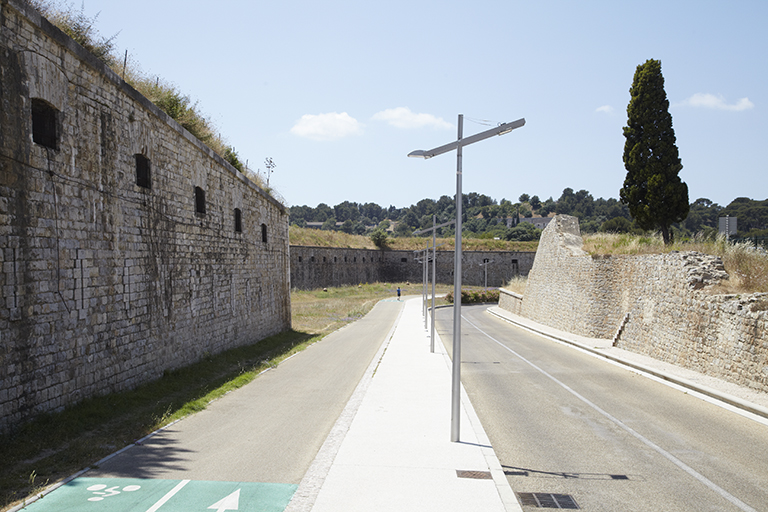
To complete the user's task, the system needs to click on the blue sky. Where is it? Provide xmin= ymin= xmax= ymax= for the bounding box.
xmin=77 ymin=0 xmax=766 ymax=209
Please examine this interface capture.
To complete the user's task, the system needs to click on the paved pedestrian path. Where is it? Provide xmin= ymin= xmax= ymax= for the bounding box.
xmin=287 ymin=297 xmax=521 ymax=512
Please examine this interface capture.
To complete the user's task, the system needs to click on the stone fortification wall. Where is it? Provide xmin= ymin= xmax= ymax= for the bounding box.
xmin=289 ymin=246 xmax=535 ymax=290
xmin=0 ymin=0 xmax=291 ymax=430
xmin=506 ymin=215 xmax=768 ymax=393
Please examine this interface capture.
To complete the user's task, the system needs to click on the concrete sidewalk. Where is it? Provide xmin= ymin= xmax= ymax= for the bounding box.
xmin=487 ymin=305 xmax=768 ymax=421
xmin=287 ymin=297 xmax=522 ymax=512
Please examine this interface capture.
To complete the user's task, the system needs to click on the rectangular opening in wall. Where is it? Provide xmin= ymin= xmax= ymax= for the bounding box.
xmin=135 ymin=154 xmax=151 ymax=189
xmin=261 ymin=223 xmax=268 ymax=243
xmin=195 ymin=186 xmax=206 ymax=214
xmin=32 ymin=98 xmax=58 ymax=149
xmin=401 ymin=258 xmax=408 ymax=263
xmin=234 ymin=208 xmax=242 ymax=232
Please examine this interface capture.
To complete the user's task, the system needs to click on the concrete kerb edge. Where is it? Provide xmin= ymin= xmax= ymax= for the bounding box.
xmin=430 ymin=311 xmax=524 ymax=512
xmin=284 ymin=299 xmax=406 ymax=512
xmin=486 ymin=307 xmax=768 ymax=421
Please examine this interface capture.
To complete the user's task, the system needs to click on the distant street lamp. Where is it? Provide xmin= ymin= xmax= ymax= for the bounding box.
xmin=409 ymin=114 xmax=525 ymax=442
xmin=414 ymin=217 xmax=453 ymax=353
xmin=479 ymin=259 xmax=494 ymax=289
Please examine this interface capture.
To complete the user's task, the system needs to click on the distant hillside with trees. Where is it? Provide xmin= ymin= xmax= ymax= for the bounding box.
xmin=290 ymin=191 xmax=768 ymax=243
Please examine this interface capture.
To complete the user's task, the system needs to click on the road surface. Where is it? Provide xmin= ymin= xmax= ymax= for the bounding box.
xmin=435 ymin=304 xmax=768 ymax=512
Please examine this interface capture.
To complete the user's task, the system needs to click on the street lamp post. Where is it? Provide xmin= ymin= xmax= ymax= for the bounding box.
xmin=409 ymin=114 xmax=524 ymax=442
xmin=479 ymin=259 xmax=494 ymax=289
xmin=414 ymin=217 xmax=453 ymax=353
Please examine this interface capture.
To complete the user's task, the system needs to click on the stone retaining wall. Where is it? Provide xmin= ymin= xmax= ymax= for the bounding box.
xmin=289 ymin=246 xmax=535 ymax=290
xmin=0 ymin=0 xmax=291 ymax=430
xmin=498 ymin=288 xmax=523 ymax=315
xmin=503 ymin=215 xmax=768 ymax=394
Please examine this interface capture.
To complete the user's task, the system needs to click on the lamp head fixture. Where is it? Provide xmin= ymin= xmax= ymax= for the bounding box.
xmin=407 ymin=150 xmax=431 ymax=159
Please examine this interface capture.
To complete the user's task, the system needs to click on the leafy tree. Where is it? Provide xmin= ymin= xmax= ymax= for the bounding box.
xmin=620 ymin=59 xmax=689 ymax=244
xmin=340 ymin=219 xmax=355 ymax=234
xmin=321 ymin=217 xmax=336 ymax=231
xmin=393 ymin=221 xmax=412 ymax=237
xmin=721 ymin=197 xmax=768 ymax=234
xmin=519 ymin=193 xmax=530 ymax=203
xmin=314 ymin=203 xmax=334 ymax=222
xmin=334 ymin=201 xmax=361 ymax=222
xmin=539 ymin=197 xmax=556 ymax=216
xmin=600 ymin=217 xmax=633 ymax=233
xmin=370 ymin=229 xmax=389 ymax=248
xmin=360 ymin=202 xmax=386 ymax=222
xmin=398 ymin=210 xmax=419 ymax=230
xmin=682 ymin=198 xmax=722 ymax=233
xmin=505 ymin=222 xmax=540 ymax=241
xmin=529 ymin=195 xmax=541 ymax=211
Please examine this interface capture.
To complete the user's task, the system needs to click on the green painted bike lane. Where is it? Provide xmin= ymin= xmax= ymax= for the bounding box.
xmin=21 ymin=477 xmax=296 ymax=512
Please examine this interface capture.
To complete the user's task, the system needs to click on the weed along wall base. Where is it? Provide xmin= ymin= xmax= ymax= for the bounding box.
xmin=0 ymin=0 xmax=291 ymax=432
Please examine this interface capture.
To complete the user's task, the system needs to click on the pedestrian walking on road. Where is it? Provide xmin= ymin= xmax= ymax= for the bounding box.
xmin=397 ymin=287 xmax=401 ymax=300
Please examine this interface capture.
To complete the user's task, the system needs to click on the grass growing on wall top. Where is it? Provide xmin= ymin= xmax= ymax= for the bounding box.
xmin=289 ymin=226 xmax=539 ymax=252
xmin=583 ymin=233 xmax=768 ymax=294
xmin=28 ymin=1 xmax=279 ymax=199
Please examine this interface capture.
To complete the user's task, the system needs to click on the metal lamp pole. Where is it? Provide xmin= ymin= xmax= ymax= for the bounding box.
xmin=409 ymin=114 xmax=525 ymax=442
xmin=414 ymin=218 xmax=453 ymax=353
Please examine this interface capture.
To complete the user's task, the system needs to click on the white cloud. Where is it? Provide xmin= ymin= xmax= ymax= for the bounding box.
xmin=677 ymin=93 xmax=754 ymax=111
xmin=595 ymin=105 xmax=614 ymax=114
xmin=372 ymin=107 xmax=453 ymax=130
xmin=290 ymin=112 xmax=363 ymax=141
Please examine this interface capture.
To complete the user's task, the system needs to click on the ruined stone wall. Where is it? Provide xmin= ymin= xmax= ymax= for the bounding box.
xmin=289 ymin=246 xmax=535 ymax=290
xmin=0 ymin=0 xmax=291 ymax=430
xmin=505 ymin=215 xmax=768 ymax=393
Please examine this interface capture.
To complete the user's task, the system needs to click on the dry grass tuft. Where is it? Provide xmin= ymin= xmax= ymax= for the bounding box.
xmin=504 ymin=276 xmax=527 ymax=295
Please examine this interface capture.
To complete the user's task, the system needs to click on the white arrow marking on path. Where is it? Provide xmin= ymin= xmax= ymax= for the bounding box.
xmin=208 ymin=488 xmax=240 ymax=512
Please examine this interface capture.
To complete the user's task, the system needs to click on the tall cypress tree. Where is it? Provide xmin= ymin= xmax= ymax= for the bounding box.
xmin=620 ymin=59 xmax=689 ymax=244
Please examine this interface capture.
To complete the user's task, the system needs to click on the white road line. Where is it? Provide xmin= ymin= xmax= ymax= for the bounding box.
xmin=145 ymin=479 xmax=190 ymax=512
xmin=463 ymin=315 xmax=757 ymax=512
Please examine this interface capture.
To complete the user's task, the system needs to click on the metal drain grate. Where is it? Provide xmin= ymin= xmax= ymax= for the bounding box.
xmin=517 ymin=492 xmax=579 ymax=509
xmin=456 ymin=470 xmax=492 ymax=480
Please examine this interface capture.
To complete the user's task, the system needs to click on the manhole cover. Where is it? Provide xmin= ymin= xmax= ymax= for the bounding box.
xmin=517 ymin=492 xmax=579 ymax=509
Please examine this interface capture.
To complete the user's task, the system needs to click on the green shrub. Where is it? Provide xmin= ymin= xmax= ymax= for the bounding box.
xmin=444 ymin=289 xmax=500 ymax=304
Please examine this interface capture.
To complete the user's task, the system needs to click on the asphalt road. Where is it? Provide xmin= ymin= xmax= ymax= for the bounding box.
xmin=435 ymin=305 xmax=768 ymax=512
xmin=87 ymin=298 xmax=402 ymax=485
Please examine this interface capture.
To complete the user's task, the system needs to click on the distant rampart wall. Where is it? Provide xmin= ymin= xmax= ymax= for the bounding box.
xmin=500 ymin=215 xmax=768 ymax=393
xmin=1 ymin=0 xmax=291 ymax=430
xmin=289 ymin=246 xmax=535 ymax=290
